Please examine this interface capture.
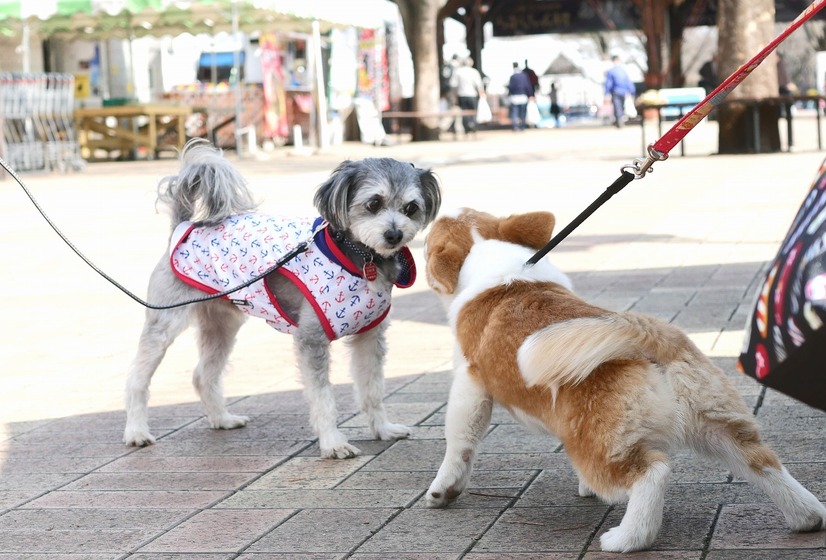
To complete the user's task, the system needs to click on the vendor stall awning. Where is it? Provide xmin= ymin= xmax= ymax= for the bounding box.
xmin=0 ymin=0 xmax=387 ymax=39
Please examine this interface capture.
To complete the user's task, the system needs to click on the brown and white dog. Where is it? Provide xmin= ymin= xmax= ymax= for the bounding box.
xmin=423 ymin=208 xmax=826 ymax=552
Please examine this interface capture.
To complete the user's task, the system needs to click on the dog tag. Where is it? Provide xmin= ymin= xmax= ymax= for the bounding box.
xmin=363 ymin=261 xmax=378 ymax=281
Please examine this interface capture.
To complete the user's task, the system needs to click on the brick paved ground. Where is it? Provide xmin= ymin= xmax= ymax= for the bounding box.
xmin=1 ymin=117 xmax=824 ymax=558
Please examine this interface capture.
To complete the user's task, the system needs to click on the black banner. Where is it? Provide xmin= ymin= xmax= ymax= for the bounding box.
xmin=489 ymin=0 xmax=640 ymax=36
xmin=487 ymin=0 xmax=824 ymax=37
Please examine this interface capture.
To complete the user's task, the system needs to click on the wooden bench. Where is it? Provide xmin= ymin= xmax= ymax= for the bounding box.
xmin=382 ymin=108 xmax=478 ymax=139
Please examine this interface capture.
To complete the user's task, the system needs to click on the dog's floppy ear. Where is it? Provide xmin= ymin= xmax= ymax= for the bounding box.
xmin=314 ymin=160 xmax=363 ymax=230
xmin=424 ymin=216 xmax=475 ymax=295
xmin=416 ymin=168 xmax=442 ymax=226
xmin=498 ymin=212 xmax=556 ymax=250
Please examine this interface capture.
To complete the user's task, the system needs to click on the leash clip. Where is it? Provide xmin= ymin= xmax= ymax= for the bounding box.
xmin=622 ymin=145 xmax=668 ymax=180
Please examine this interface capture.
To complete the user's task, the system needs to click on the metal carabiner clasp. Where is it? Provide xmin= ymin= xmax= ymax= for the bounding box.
xmin=622 ymin=145 xmax=668 ymax=180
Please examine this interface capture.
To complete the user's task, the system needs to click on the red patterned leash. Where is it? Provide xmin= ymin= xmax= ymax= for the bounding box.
xmin=527 ymin=0 xmax=826 ymax=266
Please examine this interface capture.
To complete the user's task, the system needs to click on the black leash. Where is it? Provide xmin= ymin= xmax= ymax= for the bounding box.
xmin=1 ymin=155 xmax=311 ymax=310
xmin=526 ymin=170 xmax=637 ymax=265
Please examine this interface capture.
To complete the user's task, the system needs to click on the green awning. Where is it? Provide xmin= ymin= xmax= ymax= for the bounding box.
xmin=0 ymin=0 xmax=384 ymax=39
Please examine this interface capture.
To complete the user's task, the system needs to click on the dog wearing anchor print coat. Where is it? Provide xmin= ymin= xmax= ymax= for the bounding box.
xmin=123 ymin=141 xmax=441 ymax=458
xmin=422 ymin=208 xmax=826 ymax=552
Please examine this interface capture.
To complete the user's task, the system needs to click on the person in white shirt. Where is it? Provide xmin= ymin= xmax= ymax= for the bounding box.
xmin=451 ymin=57 xmax=486 ymax=134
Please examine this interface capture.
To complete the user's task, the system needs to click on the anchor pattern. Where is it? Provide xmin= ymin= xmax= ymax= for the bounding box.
xmin=169 ymin=213 xmax=412 ymax=340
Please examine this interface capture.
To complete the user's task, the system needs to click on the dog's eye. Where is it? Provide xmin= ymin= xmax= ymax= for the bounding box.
xmin=365 ymin=197 xmax=382 ymax=214
xmin=403 ymin=202 xmax=419 ymax=217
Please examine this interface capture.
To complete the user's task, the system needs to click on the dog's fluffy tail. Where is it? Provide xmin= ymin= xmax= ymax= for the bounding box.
xmin=518 ymin=313 xmax=688 ymax=391
xmin=157 ymin=139 xmax=258 ymax=226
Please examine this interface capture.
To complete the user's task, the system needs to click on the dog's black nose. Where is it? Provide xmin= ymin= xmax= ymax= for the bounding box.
xmin=384 ymin=229 xmax=404 ymax=246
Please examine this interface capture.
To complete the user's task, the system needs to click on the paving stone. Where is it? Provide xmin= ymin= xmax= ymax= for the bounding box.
xmin=583 ymin=552 xmax=702 ymax=560
xmin=710 ymin=503 xmax=826 ymax=549
xmin=0 ymin=457 xmax=108 ymax=474
xmin=62 ymin=471 xmax=259 ymax=491
xmin=351 ymin=554 xmax=459 ymax=560
xmin=0 ymin=491 xmax=38 ymax=510
xmin=130 ymin=555 xmax=234 ymax=560
xmin=99 ymin=455 xmax=284 ymax=473
xmin=216 ymin=489 xmax=420 ymax=509
xmin=247 ymin=508 xmax=396 ymax=553
xmin=26 ymin=490 xmax=228 ymax=509
xmin=237 ymin=554 xmax=343 ymax=560
xmin=130 ymin=439 xmax=308 ymax=457
xmin=140 ymin=508 xmax=293 ymax=553
xmin=406 ymin=426 xmax=451 ymax=439
xmin=356 ymin=508 xmax=502 ymax=553
xmin=337 ymin=470 xmax=438 ymax=491
xmin=480 ymin=424 xmax=562 ymax=454
xmin=665 ymin=482 xmax=765 ymax=505
xmin=0 ymin=528 xmax=152 ymax=553
xmin=514 ymin=469 xmax=599 ymax=507
xmin=473 ymin=506 xmax=609 ymax=553
xmin=0 ymin=472 xmax=79 ymax=492
xmin=247 ymin=456 xmax=372 ymax=489
xmin=705 ymin=550 xmax=826 ymax=559
xmin=0 ymin=508 xmax=187 ymax=530
xmin=473 ymin=452 xmax=572 ymax=471
xmin=0 ymin=555 xmax=115 ymax=560
xmin=467 ymin=554 xmax=578 ymax=560
xmin=360 ymin=439 xmax=450 ymax=472
xmin=760 ymin=431 xmax=826 ymax=462
xmin=668 ymin=452 xmax=731 ymax=483
xmin=340 ymin=402 xmax=445 ymax=429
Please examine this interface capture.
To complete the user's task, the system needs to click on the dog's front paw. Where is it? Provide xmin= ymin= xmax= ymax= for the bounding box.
xmin=600 ymin=526 xmax=652 ymax=553
xmin=321 ymin=442 xmax=362 ymax=459
xmin=374 ymin=422 xmax=412 ymax=441
xmin=425 ymin=480 xmax=463 ymax=508
xmin=209 ymin=413 xmax=249 ymax=430
xmin=123 ymin=427 xmax=156 ymax=447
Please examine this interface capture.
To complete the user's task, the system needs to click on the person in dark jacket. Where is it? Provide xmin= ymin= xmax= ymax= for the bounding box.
xmin=508 ymin=62 xmax=534 ymax=131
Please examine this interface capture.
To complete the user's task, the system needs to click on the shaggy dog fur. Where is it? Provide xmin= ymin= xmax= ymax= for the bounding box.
xmin=123 ymin=141 xmax=441 ymax=458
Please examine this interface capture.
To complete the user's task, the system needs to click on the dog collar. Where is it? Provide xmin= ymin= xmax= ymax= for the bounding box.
xmin=319 ymin=226 xmax=414 ymax=287
xmin=330 ymin=230 xmax=382 ymax=281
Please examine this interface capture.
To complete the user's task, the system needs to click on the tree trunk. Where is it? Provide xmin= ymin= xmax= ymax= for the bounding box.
xmin=394 ymin=0 xmax=444 ymax=141
xmin=717 ymin=0 xmax=780 ymax=154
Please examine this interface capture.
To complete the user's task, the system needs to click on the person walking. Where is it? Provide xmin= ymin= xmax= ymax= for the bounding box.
xmin=507 ymin=62 xmax=534 ymax=131
xmin=523 ymin=59 xmax=539 ymax=90
xmin=451 ymin=57 xmax=485 ymax=135
xmin=604 ymin=54 xmax=636 ymax=128
xmin=550 ymin=82 xmax=562 ymax=125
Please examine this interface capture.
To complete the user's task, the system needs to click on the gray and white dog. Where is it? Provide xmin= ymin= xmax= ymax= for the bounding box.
xmin=123 ymin=141 xmax=441 ymax=458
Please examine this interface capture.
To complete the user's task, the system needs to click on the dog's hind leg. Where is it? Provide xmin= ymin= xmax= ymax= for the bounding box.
xmin=691 ymin=411 xmax=826 ymax=532
xmin=599 ymin=457 xmax=671 ymax=552
xmin=192 ymin=300 xmax=249 ymax=430
xmin=124 ymin=306 xmax=191 ymax=446
xmin=347 ymin=322 xmax=411 ymax=441
xmin=426 ymin=360 xmax=493 ymax=508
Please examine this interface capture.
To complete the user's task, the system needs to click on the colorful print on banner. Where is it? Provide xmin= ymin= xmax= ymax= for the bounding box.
xmin=260 ymin=34 xmax=289 ymax=140
xmin=357 ymin=28 xmax=390 ymax=111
